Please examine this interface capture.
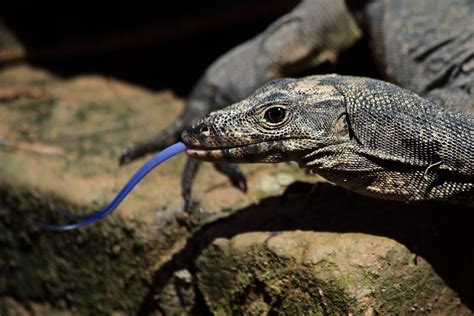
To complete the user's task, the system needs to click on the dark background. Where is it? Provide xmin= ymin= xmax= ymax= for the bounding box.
xmin=1 ymin=0 xmax=379 ymax=96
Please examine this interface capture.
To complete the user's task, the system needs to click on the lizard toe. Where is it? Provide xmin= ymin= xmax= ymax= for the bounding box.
xmin=213 ymin=163 xmax=248 ymax=192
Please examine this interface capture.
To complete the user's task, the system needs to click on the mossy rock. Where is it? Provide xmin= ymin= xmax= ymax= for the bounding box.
xmin=0 ymin=65 xmax=311 ymax=314
xmin=196 ymin=231 xmax=471 ymax=315
xmin=0 ymin=65 xmax=190 ymax=314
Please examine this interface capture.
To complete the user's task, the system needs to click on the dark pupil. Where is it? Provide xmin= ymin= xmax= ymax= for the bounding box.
xmin=265 ymin=107 xmax=286 ymax=123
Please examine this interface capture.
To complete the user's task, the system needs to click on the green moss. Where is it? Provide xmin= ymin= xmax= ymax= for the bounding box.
xmin=0 ymin=184 xmax=185 ymax=315
xmin=197 ymin=232 xmax=471 ymax=315
xmin=197 ymin=241 xmax=354 ymax=315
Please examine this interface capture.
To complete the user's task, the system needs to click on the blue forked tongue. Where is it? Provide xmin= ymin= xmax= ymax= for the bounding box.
xmin=41 ymin=142 xmax=187 ymax=231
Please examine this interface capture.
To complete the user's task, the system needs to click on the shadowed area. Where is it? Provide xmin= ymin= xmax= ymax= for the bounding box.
xmin=139 ymin=181 xmax=474 ymax=313
xmin=0 ymin=1 xmax=381 ymax=95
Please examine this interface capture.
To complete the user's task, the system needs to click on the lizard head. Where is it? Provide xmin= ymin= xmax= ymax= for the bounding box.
xmin=181 ymin=75 xmax=348 ymax=163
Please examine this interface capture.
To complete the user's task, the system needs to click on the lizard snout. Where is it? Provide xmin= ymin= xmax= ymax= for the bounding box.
xmin=198 ymin=124 xmax=211 ymax=136
xmin=181 ymin=121 xmax=216 ymax=147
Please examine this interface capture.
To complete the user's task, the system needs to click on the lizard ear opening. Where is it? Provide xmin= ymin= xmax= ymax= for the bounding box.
xmin=331 ymin=112 xmax=361 ymax=144
xmin=330 ymin=112 xmax=351 ymax=141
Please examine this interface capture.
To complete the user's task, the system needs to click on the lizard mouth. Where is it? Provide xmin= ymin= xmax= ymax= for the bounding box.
xmin=184 ymin=136 xmax=312 ymax=163
xmin=185 ymin=142 xmax=262 ymax=161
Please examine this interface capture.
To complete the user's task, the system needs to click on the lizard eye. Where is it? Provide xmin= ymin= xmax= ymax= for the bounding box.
xmin=264 ymin=106 xmax=286 ymax=124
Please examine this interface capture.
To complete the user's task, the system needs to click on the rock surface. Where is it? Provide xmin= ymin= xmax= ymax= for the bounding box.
xmin=0 ymin=65 xmax=472 ymax=315
xmin=0 ymin=65 xmax=312 ymax=315
xmin=197 ymin=231 xmax=470 ymax=315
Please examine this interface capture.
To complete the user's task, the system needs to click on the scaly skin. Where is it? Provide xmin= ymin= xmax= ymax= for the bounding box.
xmin=119 ymin=0 xmax=473 ymax=207
xmin=182 ymin=75 xmax=473 ymax=206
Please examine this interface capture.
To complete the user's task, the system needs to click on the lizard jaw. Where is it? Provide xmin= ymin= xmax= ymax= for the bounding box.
xmin=184 ymin=138 xmax=314 ymax=163
xmin=185 ymin=147 xmax=227 ymax=160
xmin=185 ymin=143 xmax=263 ymax=162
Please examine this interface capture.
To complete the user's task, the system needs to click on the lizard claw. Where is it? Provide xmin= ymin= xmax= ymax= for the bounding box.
xmin=118 ymin=115 xmax=188 ymax=165
xmin=118 ymin=102 xmax=208 ymax=166
xmin=182 ymin=158 xmax=200 ymax=212
xmin=181 ymin=161 xmax=248 ymax=212
xmin=118 ymin=147 xmax=134 ymax=165
xmin=118 ymin=140 xmax=170 ymax=166
xmin=213 ymin=163 xmax=248 ymax=192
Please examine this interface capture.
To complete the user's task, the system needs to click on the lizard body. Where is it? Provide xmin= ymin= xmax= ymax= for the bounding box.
xmin=182 ymin=75 xmax=473 ymax=206
xmin=120 ymin=0 xmax=473 ymax=206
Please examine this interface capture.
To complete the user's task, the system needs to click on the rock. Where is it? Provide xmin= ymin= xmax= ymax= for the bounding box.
xmin=0 ymin=65 xmax=190 ymax=315
xmin=196 ymin=231 xmax=471 ymax=315
xmin=2 ymin=64 xmax=472 ymax=315
xmin=0 ymin=65 xmax=310 ymax=314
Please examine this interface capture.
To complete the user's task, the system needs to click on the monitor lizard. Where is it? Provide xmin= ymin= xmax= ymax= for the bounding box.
xmin=182 ymin=75 xmax=473 ymax=206
xmin=119 ymin=0 xmax=473 ymax=207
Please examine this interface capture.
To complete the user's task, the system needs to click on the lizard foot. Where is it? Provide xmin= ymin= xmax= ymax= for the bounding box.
xmin=118 ymin=110 xmax=195 ymax=165
xmin=213 ymin=162 xmax=248 ymax=193
xmin=119 ymin=138 xmax=175 ymax=165
xmin=181 ymin=159 xmax=248 ymax=212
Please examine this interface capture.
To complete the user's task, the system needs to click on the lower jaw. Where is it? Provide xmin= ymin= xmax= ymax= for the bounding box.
xmin=185 ymin=148 xmax=227 ymax=161
xmin=184 ymin=141 xmax=260 ymax=162
xmin=184 ymin=141 xmax=286 ymax=163
xmin=186 ymin=144 xmax=259 ymax=163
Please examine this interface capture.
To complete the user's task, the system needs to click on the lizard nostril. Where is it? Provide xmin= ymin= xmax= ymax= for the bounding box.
xmin=199 ymin=125 xmax=210 ymax=136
